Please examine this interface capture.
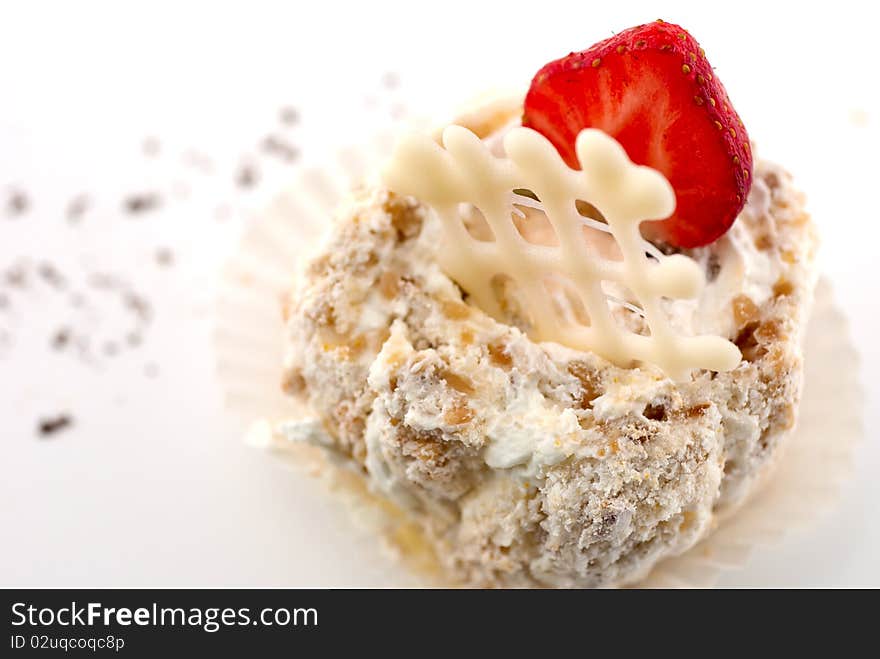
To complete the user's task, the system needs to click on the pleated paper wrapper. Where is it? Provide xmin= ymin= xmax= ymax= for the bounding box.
xmin=214 ymin=130 xmax=862 ymax=588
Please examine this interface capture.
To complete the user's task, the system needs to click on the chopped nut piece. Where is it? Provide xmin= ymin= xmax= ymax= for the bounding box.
xmin=754 ymin=234 xmax=774 ymax=250
xmin=568 ymin=360 xmax=602 ymax=408
xmin=683 ymin=402 xmax=711 ymax=418
xmin=643 ymin=403 xmax=667 ymax=421
xmin=441 ymin=299 xmax=471 ymax=320
xmin=734 ymin=321 xmax=761 ymax=360
xmin=732 ymin=294 xmax=760 ymax=326
xmin=488 ymin=341 xmax=512 ymax=369
xmin=282 ymin=370 xmax=307 ymax=395
xmin=773 ymin=277 xmax=794 ymax=297
xmin=440 ymin=370 xmax=475 ymax=395
xmin=321 ymin=331 xmax=366 ymax=360
xmin=383 ymin=193 xmax=422 ymax=241
xmin=755 ymin=319 xmax=784 ymax=343
xmin=444 ymin=402 xmax=474 ymax=425
xmin=379 ymin=270 xmax=400 ymax=299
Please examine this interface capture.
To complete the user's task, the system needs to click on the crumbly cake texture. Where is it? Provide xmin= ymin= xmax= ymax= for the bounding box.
xmin=279 ymin=126 xmax=818 ymax=587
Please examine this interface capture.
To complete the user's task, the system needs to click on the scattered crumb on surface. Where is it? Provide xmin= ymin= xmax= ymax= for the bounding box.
xmin=38 ymin=262 xmax=66 ymax=289
xmin=236 ymin=162 xmax=259 ymax=189
xmin=124 ymin=192 xmax=161 ymax=215
xmin=37 ymin=414 xmax=73 ymax=438
xmin=66 ymin=194 xmax=90 ymax=223
xmin=123 ymin=291 xmax=152 ymax=323
xmin=261 ymin=134 xmax=300 ymax=162
xmin=6 ymin=189 xmax=29 ymax=217
xmin=155 ymin=247 xmax=174 ymax=267
xmin=5 ymin=264 xmax=27 ymax=288
xmin=0 ymin=260 xmax=155 ymax=368
xmin=51 ymin=327 xmax=71 ymax=349
xmin=0 ymin=83 xmax=424 ymax=438
xmin=279 ymin=106 xmax=299 ymax=125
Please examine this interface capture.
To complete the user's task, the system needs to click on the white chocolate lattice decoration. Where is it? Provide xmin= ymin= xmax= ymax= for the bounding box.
xmin=382 ymin=125 xmax=741 ymax=381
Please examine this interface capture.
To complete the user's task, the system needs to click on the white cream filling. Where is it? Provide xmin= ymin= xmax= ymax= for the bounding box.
xmin=483 ymin=390 xmax=581 ymax=475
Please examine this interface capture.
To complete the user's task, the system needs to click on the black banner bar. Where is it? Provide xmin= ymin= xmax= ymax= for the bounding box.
xmin=0 ymin=588 xmax=865 ymax=655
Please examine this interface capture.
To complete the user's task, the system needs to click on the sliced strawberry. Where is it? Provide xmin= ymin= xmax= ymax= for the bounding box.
xmin=522 ymin=20 xmax=752 ymax=248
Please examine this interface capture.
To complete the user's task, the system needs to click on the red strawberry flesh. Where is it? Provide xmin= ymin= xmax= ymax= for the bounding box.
xmin=523 ymin=20 xmax=753 ymax=248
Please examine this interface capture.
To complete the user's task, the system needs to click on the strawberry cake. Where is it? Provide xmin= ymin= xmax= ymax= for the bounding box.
xmin=274 ymin=21 xmax=818 ymax=587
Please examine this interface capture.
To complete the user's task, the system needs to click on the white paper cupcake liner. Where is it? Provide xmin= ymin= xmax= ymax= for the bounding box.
xmin=214 ymin=136 xmax=862 ymax=588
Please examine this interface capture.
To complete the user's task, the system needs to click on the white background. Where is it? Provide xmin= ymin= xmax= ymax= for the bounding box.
xmin=1 ymin=0 xmax=877 ymax=586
